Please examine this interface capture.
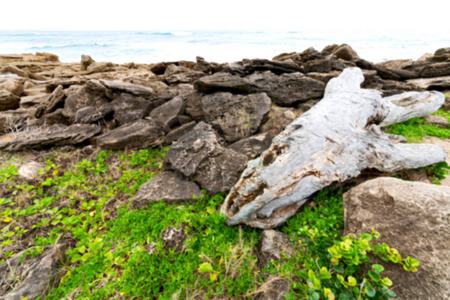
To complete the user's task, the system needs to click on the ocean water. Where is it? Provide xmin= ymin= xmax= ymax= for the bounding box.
xmin=0 ymin=30 xmax=449 ymax=64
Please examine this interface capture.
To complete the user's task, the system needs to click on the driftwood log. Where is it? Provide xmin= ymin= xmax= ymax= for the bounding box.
xmin=221 ymin=67 xmax=446 ymax=229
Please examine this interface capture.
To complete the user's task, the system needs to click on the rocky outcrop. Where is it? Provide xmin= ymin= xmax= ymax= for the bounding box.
xmin=344 ymin=177 xmax=450 ymax=300
xmin=202 ymin=92 xmax=271 ymax=142
xmin=132 ymin=171 xmax=202 ymax=209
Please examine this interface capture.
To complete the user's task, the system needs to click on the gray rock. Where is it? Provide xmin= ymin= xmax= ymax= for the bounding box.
xmin=97 ymin=119 xmax=163 ymax=150
xmin=258 ymin=230 xmax=295 ymax=268
xmin=256 ymin=275 xmax=292 ymax=300
xmin=417 ymin=62 xmax=450 ymax=78
xmin=376 ymin=59 xmax=414 ymax=69
xmin=18 ymin=161 xmax=45 ymax=180
xmin=194 ymin=72 xmax=251 ymax=93
xmin=202 ymin=92 xmax=271 ymax=142
xmin=149 ymin=95 xmax=185 ymax=128
xmin=356 ymin=58 xmax=419 ymax=80
xmin=306 ymin=71 xmax=341 ymax=84
xmin=0 ymin=124 xmax=101 ymax=151
xmin=424 ymin=115 xmax=450 ymax=128
xmin=247 ymin=71 xmax=325 ymax=106
xmin=1 ymin=244 xmax=68 ymax=300
xmin=109 ymin=93 xmax=152 ymax=125
xmin=163 ymin=122 xmax=247 ymax=194
xmin=0 ymin=90 xmax=20 ymax=111
xmin=46 ymin=78 xmax=88 ymax=92
xmin=432 ymin=47 xmax=450 ymax=62
xmin=100 ymin=79 xmax=154 ymax=98
xmin=63 ymin=81 xmax=111 ymax=118
xmin=228 ymin=133 xmax=273 ymax=159
xmin=73 ymin=106 xmax=113 ymax=124
xmin=27 ymin=108 xmax=69 ymax=128
xmin=325 ymin=43 xmax=359 ymax=61
xmin=35 ymin=85 xmax=65 ymax=118
xmin=132 ymin=171 xmax=202 ymax=209
xmin=344 ymin=177 xmax=450 ymax=300
xmin=185 ymin=91 xmax=204 ymax=120
xmin=150 ymin=61 xmax=177 ymax=75
xmin=243 ymin=58 xmax=303 ymax=75
xmin=164 ymin=121 xmax=197 ymax=144
xmin=161 ymin=225 xmax=187 ymax=253
xmin=164 ymin=64 xmax=205 ymax=84
xmin=259 ymin=105 xmax=302 ymax=137
xmin=195 ymin=56 xmax=214 ymax=73
xmin=407 ymin=75 xmax=450 ymax=90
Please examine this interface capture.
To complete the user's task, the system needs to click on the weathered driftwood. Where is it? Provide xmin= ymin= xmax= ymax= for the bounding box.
xmin=221 ymin=67 xmax=446 ymax=229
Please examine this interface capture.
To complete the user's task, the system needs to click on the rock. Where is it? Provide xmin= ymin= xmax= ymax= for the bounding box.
xmin=259 ymin=105 xmax=302 ymax=137
xmin=202 ymin=92 xmax=271 ymax=142
xmin=417 ymin=62 xmax=450 ymax=78
xmin=432 ymin=47 xmax=450 ymax=62
xmin=18 ymin=161 xmax=45 ymax=180
xmin=407 ymin=75 xmax=450 ymax=90
xmin=0 ymin=244 xmax=67 ymax=300
xmin=149 ymin=95 xmax=185 ymax=128
xmin=97 ymin=119 xmax=163 ymax=150
xmin=304 ymin=57 xmax=333 ymax=73
xmin=306 ymin=71 xmax=341 ymax=84
xmin=46 ymin=78 xmax=88 ymax=92
xmin=228 ymin=133 xmax=273 ymax=159
xmin=0 ymin=109 xmax=34 ymax=133
xmin=0 ymin=79 xmax=23 ymax=96
xmin=109 ymin=93 xmax=152 ymax=125
xmin=150 ymin=61 xmax=177 ymax=75
xmin=194 ymin=72 xmax=251 ymax=94
xmin=256 ymin=275 xmax=293 ymax=300
xmin=0 ymin=64 xmax=27 ymax=77
xmin=328 ymin=44 xmax=359 ymax=61
xmin=100 ymin=79 xmax=154 ymax=98
xmin=27 ymin=108 xmax=69 ymax=128
xmin=247 ymin=71 xmax=325 ymax=106
xmin=172 ymin=83 xmax=194 ymax=97
xmin=161 ymin=225 xmax=187 ymax=253
xmin=86 ymin=61 xmax=114 ymax=74
xmin=195 ymin=56 xmax=214 ymax=73
xmin=132 ymin=171 xmax=202 ymax=209
xmin=185 ymin=91 xmax=204 ymax=120
xmin=163 ymin=122 xmax=247 ymax=194
xmin=258 ymin=230 xmax=295 ymax=268
xmin=0 ymin=90 xmax=20 ymax=111
xmin=376 ymin=59 xmax=414 ymax=69
xmin=164 ymin=121 xmax=197 ymax=144
xmin=0 ymin=124 xmax=101 ymax=151
xmin=221 ymin=68 xmax=446 ymax=229
xmin=344 ymin=177 xmax=450 ymax=300
xmin=177 ymin=115 xmax=192 ymax=125
xmin=35 ymin=85 xmax=65 ymax=118
xmin=81 ymin=54 xmax=94 ymax=71
xmin=63 ymin=81 xmax=111 ymax=119
xmin=243 ymin=58 xmax=303 ymax=75
xmin=24 ymin=86 xmax=47 ymax=96
xmin=73 ymin=106 xmax=113 ymax=124
xmin=20 ymin=94 xmax=49 ymax=108
xmin=164 ymin=64 xmax=205 ymax=84
xmin=424 ymin=115 xmax=450 ymax=128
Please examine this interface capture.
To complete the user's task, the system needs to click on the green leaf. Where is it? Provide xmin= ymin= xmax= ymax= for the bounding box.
xmin=368 ymin=270 xmax=381 ymax=282
xmin=81 ymin=253 xmax=91 ymax=262
xmin=198 ymin=262 xmax=214 ymax=273
xmin=347 ymin=276 xmax=357 ymax=287
xmin=365 ymin=284 xmax=376 ymax=297
xmin=71 ymin=254 xmax=81 ymax=263
xmin=372 ymin=264 xmax=384 ymax=274
xmin=105 ymin=252 xmax=113 ymax=260
xmin=311 ymin=292 xmax=320 ymax=300
xmin=320 ymin=267 xmax=332 ymax=279
xmin=209 ymin=272 xmax=218 ymax=282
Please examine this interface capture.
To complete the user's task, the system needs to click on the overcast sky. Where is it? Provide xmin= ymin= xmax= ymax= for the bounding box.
xmin=0 ymin=0 xmax=448 ymax=32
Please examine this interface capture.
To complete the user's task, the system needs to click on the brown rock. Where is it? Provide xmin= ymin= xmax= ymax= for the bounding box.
xmin=0 ymin=90 xmax=20 ymax=111
xmin=259 ymin=105 xmax=302 ymax=137
xmin=81 ymin=55 xmax=94 ymax=71
xmin=0 ymin=79 xmax=23 ymax=96
xmin=258 ymin=230 xmax=295 ymax=268
xmin=164 ymin=64 xmax=205 ymax=84
xmin=344 ymin=177 xmax=450 ymax=300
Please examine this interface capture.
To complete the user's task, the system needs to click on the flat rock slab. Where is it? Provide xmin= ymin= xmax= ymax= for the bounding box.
xmin=0 ymin=124 xmax=101 ymax=151
xmin=164 ymin=122 xmax=247 ymax=194
xmin=97 ymin=119 xmax=163 ymax=150
xmin=149 ymin=95 xmax=185 ymax=128
xmin=247 ymin=71 xmax=325 ymax=106
xmin=108 ymin=93 xmax=152 ymax=126
xmin=344 ymin=177 xmax=450 ymax=300
xmin=194 ymin=72 xmax=251 ymax=94
xmin=202 ymin=92 xmax=271 ymax=142
xmin=407 ymin=75 xmax=450 ymax=90
xmin=228 ymin=133 xmax=273 ymax=159
xmin=132 ymin=171 xmax=202 ymax=209
xmin=100 ymin=79 xmax=154 ymax=98
xmin=221 ymin=67 xmax=446 ymax=229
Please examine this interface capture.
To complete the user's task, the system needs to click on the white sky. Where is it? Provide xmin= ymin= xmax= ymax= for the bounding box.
xmin=0 ymin=0 xmax=448 ymax=32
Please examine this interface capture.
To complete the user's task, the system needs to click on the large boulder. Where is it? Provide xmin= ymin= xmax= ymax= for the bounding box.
xmin=0 ymin=90 xmax=20 ymax=111
xmin=247 ymin=71 xmax=325 ymax=106
xmin=97 ymin=119 xmax=163 ymax=150
xmin=132 ymin=171 xmax=202 ymax=209
xmin=344 ymin=177 xmax=450 ymax=300
xmin=202 ymin=92 xmax=271 ymax=142
xmin=194 ymin=72 xmax=251 ymax=94
xmin=163 ymin=122 xmax=247 ymax=194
